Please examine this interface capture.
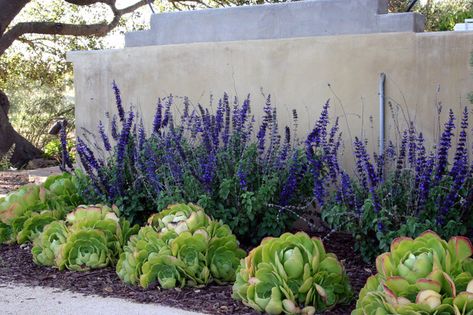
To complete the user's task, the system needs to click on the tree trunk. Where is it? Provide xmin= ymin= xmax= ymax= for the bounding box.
xmin=0 ymin=90 xmax=43 ymax=167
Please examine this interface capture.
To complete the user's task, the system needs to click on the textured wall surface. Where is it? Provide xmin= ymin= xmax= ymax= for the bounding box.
xmin=68 ymin=31 xmax=473 ymax=166
xmin=125 ymin=0 xmax=424 ymax=47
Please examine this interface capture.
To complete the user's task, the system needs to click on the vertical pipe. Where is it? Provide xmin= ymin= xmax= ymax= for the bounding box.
xmin=379 ymin=73 xmax=386 ymax=154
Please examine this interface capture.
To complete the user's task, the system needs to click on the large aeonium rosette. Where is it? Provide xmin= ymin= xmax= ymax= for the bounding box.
xmin=56 ymin=229 xmax=111 ymax=271
xmin=353 ymin=231 xmax=473 ymax=315
xmin=232 ymin=232 xmax=352 ymax=315
xmin=116 ymin=203 xmax=245 ymax=289
xmin=32 ymin=204 xmax=138 ymax=271
xmin=147 ymin=203 xmax=211 ymax=235
xmin=32 ymin=220 xmax=69 ymax=266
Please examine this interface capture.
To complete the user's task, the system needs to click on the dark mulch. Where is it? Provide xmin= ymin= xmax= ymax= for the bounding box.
xmin=0 ymin=171 xmax=29 ymax=195
xmin=0 ymin=232 xmax=373 ymax=315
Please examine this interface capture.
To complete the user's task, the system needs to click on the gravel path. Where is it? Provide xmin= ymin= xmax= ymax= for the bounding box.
xmin=0 ymin=282 xmax=203 ymax=315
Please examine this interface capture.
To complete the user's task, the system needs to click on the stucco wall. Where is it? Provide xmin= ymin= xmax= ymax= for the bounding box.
xmin=68 ymin=31 xmax=473 ymax=166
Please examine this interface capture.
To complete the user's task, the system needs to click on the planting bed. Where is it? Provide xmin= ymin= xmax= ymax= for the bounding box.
xmin=0 ymin=232 xmax=372 ymax=315
xmin=0 ymin=171 xmax=28 ymax=195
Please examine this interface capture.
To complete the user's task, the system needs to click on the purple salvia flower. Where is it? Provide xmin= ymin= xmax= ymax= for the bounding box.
xmin=237 ymin=95 xmax=251 ymax=133
xmin=112 ymin=81 xmax=125 ymax=123
xmin=450 ymin=107 xmax=468 ymax=177
xmin=375 ymin=152 xmax=385 ymax=182
xmin=278 ymin=126 xmax=291 ymax=163
xmin=257 ymin=122 xmax=267 ymax=155
xmin=98 ymin=120 xmax=112 ymax=152
xmin=162 ymin=95 xmax=173 ymax=128
xmin=111 ymin=115 xmax=119 ymax=141
xmin=223 ymin=94 xmax=231 ymax=147
xmin=214 ymin=98 xmax=224 ymax=147
xmin=416 ymin=152 xmax=435 ymax=212
xmin=413 ymin=132 xmax=426 ymax=198
xmin=182 ymin=97 xmax=190 ymax=122
xmin=138 ymin=119 xmax=146 ymax=151
xmin=326 ymin=117 xmax=340 ymax=181
xmin=77 ymin=137 xmax=100 ymax=171
xmin=306 ymin=100 xmax=330 ymax=148
xmin=435 ymin=109 xmax=455 ymax=182
xmin=437 ymin=109 xmax=470 ymax=222
xmin=353 ymin=138 xmax=368 ymax=190
xmin=115 ymin=110 xmax=135 ymax=194
xmin=200 ymin=153 xmax=216 ymax=189
xmin=198 ymin=104 xmax=213 ymax=153
xmin=153 ymin=98 xmax=163 ymax=134
xmin=395 ymin=130 xmax=408 ymax=175
xmin=386 ymin=141 xmax=396 ymax=160
xmin=407 ymin=121 xmax=417 ymax=168
xmin=232 ymin=96 xmax=239 ymax=131
xmin=279 ymin=152 xmax=300 ymax=205
xmin=415 ymin=132 xmax=426 ymax=175
xmin=354 ymin=137 xmax=378 ymax=189
xmin=292 ymin=109 xmax=298 ymax=137
xmin=339 ymin=171 xmax=356 ymax=210
xmin=237 ymin=163 xmax=247 ymax=191
xmin=143 ymin=142 xmax=161 ymax=194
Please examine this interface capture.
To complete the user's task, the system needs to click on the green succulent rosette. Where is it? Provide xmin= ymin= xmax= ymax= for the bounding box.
xmin=43 ymin=173 xmax=83 ymax=209
xmin=232 ymin=232 xmax=352 ymax=315
xmin=117 ymin=203 xmax=245 ymax=289
xmin=353 ymin=230 xmax=473 ymax=315
xmin=148 ymin=203 xmax=212 ymax=234
xmin=56 ymin=228 xmax=111 ymax=271
xmin=0 ymin=221 xmax=12 ymax=244
xmin=116 ymin=226 xmax=169 ymax=284
xmin=17 ymin=210 xmax=63 ymax=244
xmin=66 ymin=204 xmax=124 ymax=257
xmin=32 ymin=220 xmax=69 ymax=266
xmin=0 ymin=184 xmax=46 ymax=226
xmin=0 ymin=173 xmax=83 ymax=245
xmin=207 ymin=222 xmax=247 ymax=283
xmin=32 ymin=204 xmax=138 ymax=271
xmin=140 ymin=254 xmax=184 ymax=289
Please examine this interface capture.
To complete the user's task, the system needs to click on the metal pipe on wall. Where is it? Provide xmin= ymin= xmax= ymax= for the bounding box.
xmin=379 ymin=72 xmax=386 ymax=155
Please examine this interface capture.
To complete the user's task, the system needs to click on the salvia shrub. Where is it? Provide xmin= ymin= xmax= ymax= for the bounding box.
xmin=32 ymin=204 xmax=139 ymax=271
xmin=77 ymin=83 xmax=325 ymax=244
xmin=116 ymin=203 xmax=246 ymax=289
xmin=310 ymin=104 xmax=473 ymax=261
xmin=232 ymin=231 xmax=352 ymax=314
xmin=0 ymin=173 xmax=84 ymax=244
xmin=353 ymin=231 xmax=473 ymax=315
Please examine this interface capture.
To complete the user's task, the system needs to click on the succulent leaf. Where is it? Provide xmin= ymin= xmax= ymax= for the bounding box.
xmin=233 ymin=231 xmax=352 ymax=314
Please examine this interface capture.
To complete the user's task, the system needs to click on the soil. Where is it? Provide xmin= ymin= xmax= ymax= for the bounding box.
xmin=0 ymin=173 xmax=374 ymax=315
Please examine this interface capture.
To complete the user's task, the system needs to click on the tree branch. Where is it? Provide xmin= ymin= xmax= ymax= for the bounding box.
xmin=64 ymin=0 xmax=115 ymax=5
xmin=0 ymin=0 xmax=151 ymax=56
xmin=0 ymin=0 xmax=31 ymax=36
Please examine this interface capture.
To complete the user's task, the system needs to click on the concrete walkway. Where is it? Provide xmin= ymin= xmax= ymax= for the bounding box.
xmin=0 ymin=283 xmax=205 ymax=315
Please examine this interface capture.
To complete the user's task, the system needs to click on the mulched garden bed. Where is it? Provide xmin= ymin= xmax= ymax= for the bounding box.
xmin=0 ymin=171 xmax=29 ymax=195
xmin=0 ymin=232 xmax=373 ymax=315
xmin=0 ymin=172 xmax=373 ymax=314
